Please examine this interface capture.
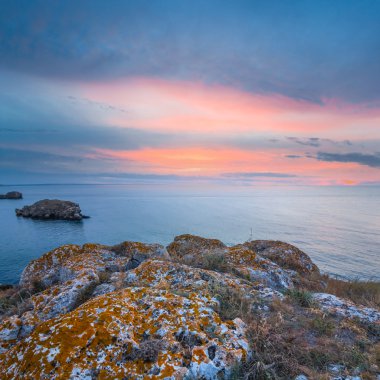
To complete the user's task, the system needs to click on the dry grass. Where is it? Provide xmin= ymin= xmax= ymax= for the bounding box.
xmin=0 ymin=286 xmax=34 ymax=320
xmin=72 ymin=282 xmax=99 ymax=309
xmin=171 ymin=249 xmax=380 ymax=378
xmin=208 ymin=282 xmax=251 ymax=321
xmin=97 ymin=270 xmax=112 ymax=284
xmin=174 ymin=250 xmax=231 ymax=274
xmin=325 ymin=278 xmax=380 ymax=309
xmin=295 ymin=270 xmax=380 ymax=310
xmin=230 ymin=295 xmax=379 ymax=379
xmin=286 ymin=289 xmax=316 ymax=308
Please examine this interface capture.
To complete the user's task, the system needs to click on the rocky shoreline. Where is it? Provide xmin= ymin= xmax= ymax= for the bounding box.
xmin=0 ymin=235 xmax=379 ymax=379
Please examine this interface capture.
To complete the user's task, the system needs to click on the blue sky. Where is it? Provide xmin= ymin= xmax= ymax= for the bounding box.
xmin=1 ymin=0 xmax=380 ymax=185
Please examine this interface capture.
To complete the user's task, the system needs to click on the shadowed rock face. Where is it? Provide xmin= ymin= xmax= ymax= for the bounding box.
xmin=0 ymin=234 xmax=378 ymax=379
xmin=0 ymin=191 xmax=22 ymax=199
xmin=15 ymin=199 xmax=86 ymax=220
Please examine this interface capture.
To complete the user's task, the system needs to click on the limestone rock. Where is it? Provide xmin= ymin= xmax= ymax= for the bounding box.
xmin=13 ymin=243 xmax=176 ymax=342
xmin=225 ymin=245 xmax=294 ymax=290
xmin=313 ymin=293 xmax=380 ymax=323
xmin=92 ymin=283 xmax=116 ymax=297
xmin=0 ymin=316 xmax=22 ymax=354
xmin=125 ymin=259 xmax=284 ymax=309
xmin=20 ymin=242 xmax=168 ymax=290
xmin=0 ymin=287 xmax=250 ymax=379
xmin=1 ymin=235 xmax=378 ymax=379
xmin=15 ymin=199 xmax=86 ymax=220
xmin=243 ymin=240 xmax=319 ymax=274
xmin=111 ymin=241 xmax=170 ymax=269
xmin=167 ymin=234 xmax=226 ymax=259
xmin=167 ymin=235 xmax=294 ymax=290
xmin=20 ymin=243 xmax=118 ymax=289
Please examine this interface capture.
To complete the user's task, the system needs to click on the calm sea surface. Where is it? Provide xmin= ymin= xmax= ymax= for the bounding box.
xmin=0 ymin=183 xmax=379 ymax=284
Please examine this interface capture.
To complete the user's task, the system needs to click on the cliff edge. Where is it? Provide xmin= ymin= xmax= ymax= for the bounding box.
xmin=0 ymin=235 xmax=378 ymax=379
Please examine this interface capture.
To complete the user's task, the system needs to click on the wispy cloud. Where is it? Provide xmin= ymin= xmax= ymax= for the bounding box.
xmin=286 ymin=137 xmax=352 ymax=148
xmin=223 ymin=172 xmax=297 ymax=178
xmin=316 ymin=152 xmax=380 ymax=168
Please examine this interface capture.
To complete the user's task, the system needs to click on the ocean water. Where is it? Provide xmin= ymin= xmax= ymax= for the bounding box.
xmin=0 ymin=183 xmax=379 ymax=284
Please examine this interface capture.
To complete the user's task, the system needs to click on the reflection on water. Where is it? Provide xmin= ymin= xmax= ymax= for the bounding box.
xmin=0 ymin=183 xmax=379 ymax=283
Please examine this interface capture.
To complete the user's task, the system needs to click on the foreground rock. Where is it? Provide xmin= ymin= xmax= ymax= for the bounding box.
xmin=243 ymin=240 xmax=319 ymax=274
xmin=1 ymin=288 xmax=249 ymax=379
xmin=313 ymin=293 xmax=380 ymax=323
xmin=0 ymin=234 xmax=379 ymax=379
xmin=15 ymin=199 xmax=87 ymax=220
xmin=0 ymin=191 xmax=22 ymax=200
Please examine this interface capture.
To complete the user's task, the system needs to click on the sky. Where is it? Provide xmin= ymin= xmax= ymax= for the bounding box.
xmin=1 ymin=0 xmax=380 ymax=185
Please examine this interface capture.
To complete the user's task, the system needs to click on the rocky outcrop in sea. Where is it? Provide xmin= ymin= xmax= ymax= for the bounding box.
xmin=0 ymin=191 xmax=22 ymax=200
xmin=0 ymin=235 xmax=378 ymax=379
xmin=15 ymin=199 xmax=87 ymax=220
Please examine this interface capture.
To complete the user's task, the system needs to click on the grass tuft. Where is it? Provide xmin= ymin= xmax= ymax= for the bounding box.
xmin=286 ymin=289 xmax=316 ymax=308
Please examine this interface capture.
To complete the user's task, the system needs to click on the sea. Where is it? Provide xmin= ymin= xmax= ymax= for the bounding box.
xmin=0 ymin=183 xmax=379 ymax=284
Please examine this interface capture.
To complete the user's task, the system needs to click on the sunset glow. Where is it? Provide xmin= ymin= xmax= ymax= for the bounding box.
xmin=1 ymin=1 xmax=380 ymax=185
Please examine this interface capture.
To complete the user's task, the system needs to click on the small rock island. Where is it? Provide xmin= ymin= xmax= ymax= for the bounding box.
xmin=0 ymin=234 xmax=378 ymax=379
xmin=0 ymin=191 xmax=22 ymax=200
xmin=15 ymin=199 xmax=87 ymax=220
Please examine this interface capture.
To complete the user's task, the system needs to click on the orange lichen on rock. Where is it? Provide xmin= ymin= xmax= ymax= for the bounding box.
xmin=0 ymin=287 xmax=249 ymax=379
xmin=225 ymin=245 xmax=294 ymax=290
xmin=243 ymin=240 xmax=319 ymax=274
xmin=125 ymin=259 xmax=283 ymax=309
xmin=21 ymin=241 xmax=169 ymax=290
xmin=0 ymin=316 xmax=22 ymax=353
xmin=167 ymin=234 xmax=226 ymax=259
xmin=3 ymin=234 xmax=376 ymax=379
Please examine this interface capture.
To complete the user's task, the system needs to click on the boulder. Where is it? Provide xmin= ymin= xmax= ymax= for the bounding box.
xmin=225 ymin=245 xmax=294 ymax=289
xmin=242 ymin=240 xmax=319 ymax=274
xmin=313 ymin=293 xmax=380 ymax=323
xmin=15 ymin=199 xmax=87 ymax=220
xmin=167 ymin=234 xmax=226 ymax=259
xmin=0 ymin=287 xmax=250 ymax=379
xmin=167 ymin=235 xmax=294 ymax=290
xmin=0 ymin=191 xmax=22 ymax=200
xmin=111 ymin=241 xmax=170 ymax=269
xmin=20 ymin=242 xmax=169 ymax=289
xmin=124 ymin=259 xmax=284 ymax=308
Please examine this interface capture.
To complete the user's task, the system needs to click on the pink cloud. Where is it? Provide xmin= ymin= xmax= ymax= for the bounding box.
xmin=77 ymin=77 xmax=380 ymax=184
xmin=80 ymin=77 xmax=380 ymax=135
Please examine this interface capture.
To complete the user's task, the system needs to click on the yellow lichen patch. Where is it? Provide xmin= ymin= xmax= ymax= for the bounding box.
xmin=28 ymin=272 xmax=98 ymax=321
xmin=167 ymin=234 xmax=226 ymax=259
xmin=243 ymin=240 xmax=319 ymax=274
xmin=20 ymin=243 xmax=131 ymax=291
xmin=125 ymin=259 xmax=259 ymax=307
xmin=111 ymin=241 xmax=168 ymax=259
xmin=0 ymin=287 xmax=249 ymax=379
xmin=0 ymin=316 xmax=22 ymax=353
xmin=112 ymin=241 xmax=151 ymax=256
xmin=20 ymin=244 xmax=83 ymax=286
xmin=225 ymin=245 xmax=258 ymax=267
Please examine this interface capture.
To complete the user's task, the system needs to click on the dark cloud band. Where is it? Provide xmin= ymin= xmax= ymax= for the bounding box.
xmin=316 ymin=152 xmax=380 ymax=168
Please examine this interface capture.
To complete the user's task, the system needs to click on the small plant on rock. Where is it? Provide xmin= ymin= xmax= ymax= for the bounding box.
xmin=287 ymin=289 xmax=316 ymax=308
